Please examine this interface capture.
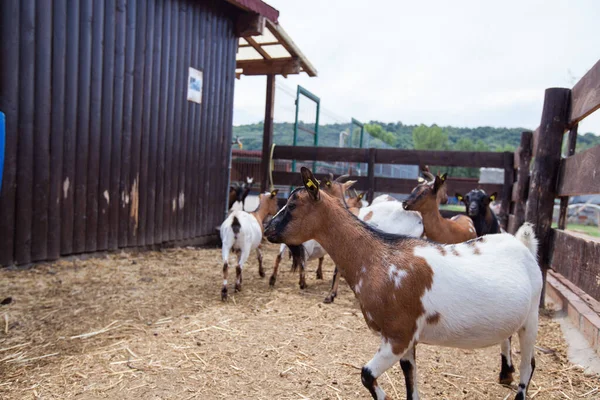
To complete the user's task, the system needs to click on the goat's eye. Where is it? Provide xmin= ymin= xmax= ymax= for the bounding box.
xmin=288 ymin=203 xmax=296 ymax=211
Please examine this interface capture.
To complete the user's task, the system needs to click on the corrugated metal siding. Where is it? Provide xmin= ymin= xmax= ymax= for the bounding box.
xmin=0 ymin=0 xmax=238 ymax=266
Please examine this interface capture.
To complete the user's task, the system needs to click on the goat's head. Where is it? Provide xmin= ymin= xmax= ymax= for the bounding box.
xmin=258 ymin=189 xmax=280 ymax=216
xmin=265 ymin=167 xmax=329 ymax=245
xmin=419 ymin=169 xmax=448 ymax=205
xmin=321 ymin=173 xmax=355 ymax=200
xmin=403 ymin=173 xmax=447 ymax=211
xmin=456 ymin=189 xmax=497 ymax=217
xmin=346 ymin=191 xmax=366 ymax=209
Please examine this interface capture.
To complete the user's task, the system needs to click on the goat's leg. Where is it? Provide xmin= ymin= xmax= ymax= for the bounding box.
xmin=362 ymin=337 xmax=405 ymax=400
xmin=257 ymin=246 xmax=265 ymax=278
xmin=235 ymin=249 xmax=249 ymax=293
xmin=400 ymin=345 xmax=419 ymax=400
xmin=221 ymin=246 xmax=231 ymax=301
xmin=499 ymin=336 xmax=515 ymax=385
xmin=270 ymin=245 xmax=285 ymax=286
xmin=316 ymin=256 xmax=324 ymax=280
xmin=298 ymin=259 xmax=307 ymax=289
xmin=514 ymin=307 xmax=539 ymax=400
xmin=323 ymin=265 xmax=340 ymax=303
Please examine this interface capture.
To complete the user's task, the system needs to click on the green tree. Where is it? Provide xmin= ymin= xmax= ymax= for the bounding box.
xmin=365 ymin=123 xmax=396 ymax=147
xmin=412 ymin=124 xmax=449 ymax=150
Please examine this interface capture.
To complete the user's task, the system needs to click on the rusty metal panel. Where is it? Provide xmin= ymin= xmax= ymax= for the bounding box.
xmin=0 ymin=0 xmax=237 ymax=266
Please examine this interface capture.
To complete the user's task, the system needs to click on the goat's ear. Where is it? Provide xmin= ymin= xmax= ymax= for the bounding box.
xmin=489 ymin=192 xmax=497 ymax=202
xmin=270 ymin=189 xmax=279 ymax=198
xmin=417 ymin=176 xmax=426 ymax=183
xmin=439 ymin=173 xmax=447 ymax=182
xmin=455 ymin=193 xmax=464 ymax=202
xmin=357 ymin=192 xmax=365 ymax=200
xmin=301 ymin=167 xmax=320 ymax=201
xmin=324 ymin=179 xmax=332 ymax=187
xmin=433 ymin=175 xmax=444 ymax=192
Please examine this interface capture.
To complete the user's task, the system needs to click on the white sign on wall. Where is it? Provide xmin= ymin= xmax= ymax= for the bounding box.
xmin=187 ymin=67 xmax=203 ymax=104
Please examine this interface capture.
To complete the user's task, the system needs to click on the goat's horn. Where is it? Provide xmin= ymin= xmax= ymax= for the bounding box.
xmin=422 ymin=171 xmax=435 ymax=181
xmin=334 ymin=174 xmax=350 ymax=183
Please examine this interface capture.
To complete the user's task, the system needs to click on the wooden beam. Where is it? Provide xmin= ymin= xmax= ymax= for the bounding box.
xmin=273 ymin=146 xmax=369 ymax=163
xmin=558 ymin=124 xmax=579 ymax=229
xmin=236 ymin=13 xmax=265 ymax=37
xmin=245 ymin=36 xmax=271 ymax=60
xmin=260 ymin=74 xmax=275 ymax=192
xmin=557 ymin=142 xmax=600 ymax=197
xmin=271 ymin=171 xmax=503 ymax=196
xmin=272 ymin=145 xmax=506 ymax=168
xmin=237 ymin=58 xmax=300 ymax=76
xmin=509 ymin=131 xmax=533 ymax=234
xmin=525 ymin=87 xmax=571 ymax=308
xmin=570 ymin=58 xmax=600 ymax=126
xmin=551 ymin=229 xmax=600 ymax=302
xmin=499 ymin=152 xmax=514 ymax=229
xmin=239 ymin=41 xmax=279 ymax=48
xmin=367 ymin=148 xmax=376 ymax=204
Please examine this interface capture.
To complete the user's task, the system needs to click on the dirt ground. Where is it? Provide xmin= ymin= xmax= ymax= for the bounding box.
xmin=1 ymin=243 xmax=599 ymax=399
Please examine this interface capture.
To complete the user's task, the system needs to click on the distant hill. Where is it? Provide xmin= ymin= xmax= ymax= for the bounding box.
xmin=233 ymin=121 xmax=600 ymax=152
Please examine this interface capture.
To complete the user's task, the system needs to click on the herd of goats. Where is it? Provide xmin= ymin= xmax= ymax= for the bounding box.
xmin=221 ymin=167 xmax=542 ymax=400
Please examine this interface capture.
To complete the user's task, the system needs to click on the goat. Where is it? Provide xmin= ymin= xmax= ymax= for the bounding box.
xmin=228 ymin=177 xmax=254 ymax=211
xmin=456 ymin=189 xmax=502 ymax=236
xmin=324 ymin=172 xmax=451 ymax=304
xmin=269 ymin=173 xmax=356 ymax=289
xmin=323 ymin=200 xmax=425 ymax=304
xmin=403 ymin=173 xmax=477 ymax=243
xmin=264 ymin=167 xmax=542 ymax=400
xmin=219 ymin=189 xmax=279 ymax=300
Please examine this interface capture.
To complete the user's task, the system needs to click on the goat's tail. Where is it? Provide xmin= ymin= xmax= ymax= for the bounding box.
xmin=231 ymin=216 xmax=241 ymax=239
xmin=515 ymin=222 xmax=538 ymax=259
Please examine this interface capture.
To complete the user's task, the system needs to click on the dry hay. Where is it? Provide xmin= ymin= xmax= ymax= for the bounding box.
xmin=1 ymin=243 xmax=599 ymax=399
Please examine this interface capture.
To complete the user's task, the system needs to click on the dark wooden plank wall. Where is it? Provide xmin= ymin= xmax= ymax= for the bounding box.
xmin=0 ymin=0 xmax=237 ymax=266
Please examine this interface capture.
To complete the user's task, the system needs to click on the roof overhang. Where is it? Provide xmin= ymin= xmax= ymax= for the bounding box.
xmin=223 ymin=0 xmax=279 ymax=23
xmin=236 ymin=19 xmax=317 ymax=78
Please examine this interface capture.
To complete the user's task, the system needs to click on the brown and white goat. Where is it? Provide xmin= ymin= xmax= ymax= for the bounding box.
xmin=264 ymin=167 xmax=542 ymax=400
xmin=219 ymin=190 xmax=279 ymax=300
xmin=403 ymin=173 xmax=476 ymax=243
xmin=270 ymin=174 xmax=356 ymax=288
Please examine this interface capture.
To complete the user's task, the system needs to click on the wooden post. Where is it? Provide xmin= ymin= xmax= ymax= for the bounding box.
xmin=509 ymin=131 xmax=533 ymax=234
xmin=367 ymin=148 xmax=376 ymax=204
xmin=261 ymin=74 xmax=276 ymax=192
xmin=499 ymin=151 xmax=514 ymax=230
xmin=525 ymin=88 xmax=571 ymax=308
xmin=557 ymin=124 xmax=578 ymax=229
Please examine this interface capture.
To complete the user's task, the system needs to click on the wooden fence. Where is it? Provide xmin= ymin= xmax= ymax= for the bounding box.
xmin=268 ymin=145 xmax=517 ymax=228
xmin=526 ymin=59 xmax=600 ymax=306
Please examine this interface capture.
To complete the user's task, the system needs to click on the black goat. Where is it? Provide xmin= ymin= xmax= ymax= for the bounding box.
xmin=456 ymin=189 xmax=502 ymax=236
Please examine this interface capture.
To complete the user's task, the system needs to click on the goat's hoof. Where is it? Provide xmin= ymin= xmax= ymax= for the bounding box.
xmin=499 ymin=373 xmax=514 ymax=385
xmin=221 ymin=288 xmax=228 ymax=301
xmin=234 ymin=284 xmax=242 ymax=293
xmin=259 ymin=270 xmax=266 ymax=278
xmin=269 ymin=276 xmax=276 ymax=286
xmin=299 ymin=282 xmax=307 ymax=290
xmin=323 ymin=295 xmax=334 ymax=304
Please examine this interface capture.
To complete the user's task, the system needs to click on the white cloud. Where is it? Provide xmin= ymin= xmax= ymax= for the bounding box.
xmin=233 ymin=0 xmax=600 ymax=134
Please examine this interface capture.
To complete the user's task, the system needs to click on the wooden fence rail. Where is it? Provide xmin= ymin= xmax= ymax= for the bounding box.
xmin=269 ymin=145 xmax=515 ymax=229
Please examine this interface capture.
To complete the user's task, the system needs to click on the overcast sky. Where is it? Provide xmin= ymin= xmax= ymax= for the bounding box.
xmin=233 ymin=0 xmax=600 ymax=135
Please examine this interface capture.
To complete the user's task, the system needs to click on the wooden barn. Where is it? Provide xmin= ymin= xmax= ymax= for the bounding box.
xmin=0 ymin=0 xmax=316 ymax=266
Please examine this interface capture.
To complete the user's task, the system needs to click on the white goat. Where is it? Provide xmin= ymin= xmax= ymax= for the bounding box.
xmin=219 ymin=190 xmax=279 ymax=300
